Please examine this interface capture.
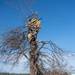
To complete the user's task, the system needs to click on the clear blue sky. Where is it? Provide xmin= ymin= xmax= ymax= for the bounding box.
xmin=0 ymin=0 xmax=75 ymax=73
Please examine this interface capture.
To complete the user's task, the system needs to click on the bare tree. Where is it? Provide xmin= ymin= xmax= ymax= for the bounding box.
xmin=0 ymin=1 xmax=69 ymax=75
xmin=0 ymin=13 xmax=67 ymax=75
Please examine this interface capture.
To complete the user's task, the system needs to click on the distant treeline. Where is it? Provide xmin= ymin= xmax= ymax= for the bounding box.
xmin=0 ymin=72 xmax=30 ymax=75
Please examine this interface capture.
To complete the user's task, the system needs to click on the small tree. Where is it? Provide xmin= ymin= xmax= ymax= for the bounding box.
xmin=0 ymin=1 xmax=69 ymax=75
xmin=0 ymin=13 xmax=67 ymax=75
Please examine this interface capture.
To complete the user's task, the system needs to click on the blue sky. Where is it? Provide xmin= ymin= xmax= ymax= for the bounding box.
xmin=0 ymin=0 xmax=75 ymax=73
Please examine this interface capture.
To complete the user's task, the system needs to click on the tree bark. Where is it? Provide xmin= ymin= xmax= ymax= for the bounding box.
xmin=30 ymin=56 xmax=35 ymax=75
xmin=30 ymin=45 xmax=36 ymax=75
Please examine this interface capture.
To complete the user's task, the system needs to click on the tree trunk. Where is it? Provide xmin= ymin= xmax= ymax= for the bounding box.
xmin=30 ymin=45 xmax=36 ymax=75
xmin=30 ymin=56 xmax=35 ymax=75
